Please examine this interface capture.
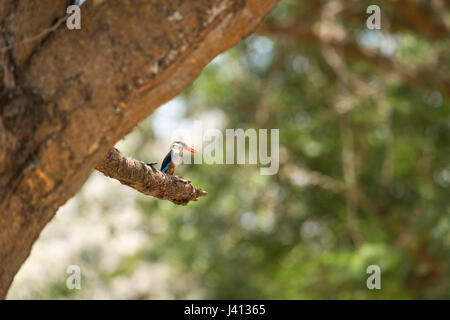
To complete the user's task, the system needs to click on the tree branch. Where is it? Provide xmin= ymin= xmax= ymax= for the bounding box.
xmin=95 ymin=148 xmax=207 ymax=206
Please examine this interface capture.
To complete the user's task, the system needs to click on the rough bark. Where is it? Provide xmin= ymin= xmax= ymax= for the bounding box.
xmin=0 ymin=0 xmax=279 ymax=299
xmin=95 ymin=148 xmax=207 ymax=205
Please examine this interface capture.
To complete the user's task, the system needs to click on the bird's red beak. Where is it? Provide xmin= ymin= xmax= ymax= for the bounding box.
xmin=185 ymin=146 xmax=197 ymax=153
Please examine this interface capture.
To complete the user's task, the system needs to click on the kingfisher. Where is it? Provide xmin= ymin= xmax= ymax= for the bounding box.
xmin=160 ymin=141 xmax=197 ymax=175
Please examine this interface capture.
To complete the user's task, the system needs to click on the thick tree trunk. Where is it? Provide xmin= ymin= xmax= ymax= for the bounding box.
xmin=0 ymin=0 xmax=278 ymax=299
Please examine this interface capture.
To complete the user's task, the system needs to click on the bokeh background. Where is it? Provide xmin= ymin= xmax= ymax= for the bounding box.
xmin=8 ymin=0 xmax=450 ymax=299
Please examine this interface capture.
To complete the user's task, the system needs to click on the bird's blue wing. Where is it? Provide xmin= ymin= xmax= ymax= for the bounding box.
xmin=161 ymin=150 xmax=173 ymax=173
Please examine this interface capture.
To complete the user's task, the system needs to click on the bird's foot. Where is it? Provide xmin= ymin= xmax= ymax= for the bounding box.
xmin=145 ymin=162 xmax=158 ymax=169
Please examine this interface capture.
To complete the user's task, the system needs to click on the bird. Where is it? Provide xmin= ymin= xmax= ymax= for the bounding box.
xmin=160 ymin=141 xmax=197 ymax=175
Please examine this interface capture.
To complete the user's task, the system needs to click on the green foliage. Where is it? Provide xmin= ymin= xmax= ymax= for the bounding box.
xmin=131 ymin=0 xmax=450 ymax=299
